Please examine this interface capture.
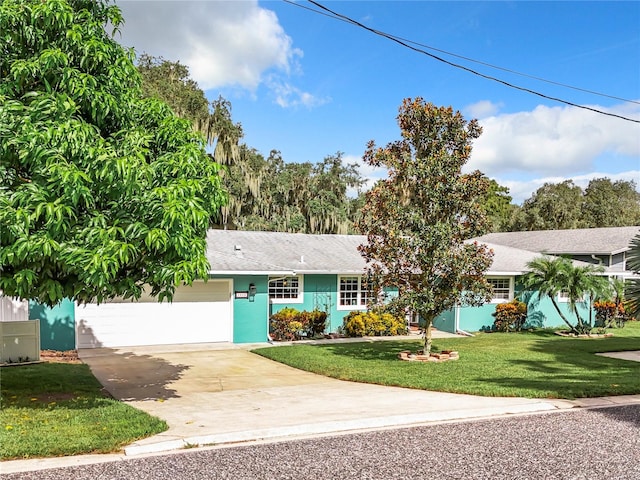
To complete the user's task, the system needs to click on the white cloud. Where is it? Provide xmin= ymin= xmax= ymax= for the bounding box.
xmin=266 ymin=76 xmax=330 ymax=109
xmin=115 ymin=0 xmax=320 ymax=106
xmin=498 ymin=170 xmax=640 ymax=205
xmin=469 ymin=102 xmax=640 ymax=176
xmin=464 ymin=100 xmax=503 ymax=119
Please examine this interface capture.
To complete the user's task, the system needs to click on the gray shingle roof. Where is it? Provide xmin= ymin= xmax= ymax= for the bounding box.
xmin=206 ymin=230 xmax=568 ymax=276
xmin=474 ymin=226 xmax=640 ymax=255
xmin=206 ymin=230 xmax=368 ymax=274
xmin=478 ymin=242 xmax=548 ymax=274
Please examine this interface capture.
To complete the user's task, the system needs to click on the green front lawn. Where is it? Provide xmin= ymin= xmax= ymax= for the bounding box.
xmin=253 ymin=322 xmax=640 ymax=399
xmin=0 ymin=363 xmax=167 ymax=460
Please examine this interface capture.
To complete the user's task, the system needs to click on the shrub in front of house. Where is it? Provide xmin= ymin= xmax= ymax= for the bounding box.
xmin=492 ymin=299 xmax=527 ymax=332
xmin=342 ymin=311 xmax=408 ymax=337
xmin=593 ymin=300 xmax=632 ymax=327
xmin=269 ymin=308 xmax=328 ymax=341
xmin=594 ymin=300 xmax=620 ymax=327
xmin=269 ymin=308 xmax=300 ymax=341
xmin=299 ymin=309 xmax=328 ymax=337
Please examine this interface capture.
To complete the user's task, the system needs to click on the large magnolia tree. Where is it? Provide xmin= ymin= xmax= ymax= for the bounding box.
xmin=0 ymin=0 xmax=226 ymax=305
xmin=358 ymin=98 xmax=494 ymax=355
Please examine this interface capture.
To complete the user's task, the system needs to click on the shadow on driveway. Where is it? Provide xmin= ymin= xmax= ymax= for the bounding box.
xmin=80 ymin=348 xmax=190 ymax=401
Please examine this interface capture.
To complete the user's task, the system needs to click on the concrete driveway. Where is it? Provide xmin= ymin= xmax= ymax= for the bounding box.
xmin=78 ymin=339 xmax=575 ymax=456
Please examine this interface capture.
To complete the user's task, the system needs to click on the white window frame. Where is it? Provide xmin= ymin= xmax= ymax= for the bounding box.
xmin=558 ymin=291 xmax=589 ymax=304
xmin=337 ymin=276 xmax=371 ymax=310
xmin=487 ymin=277 xmax=513 ymax=303
xmin=268 ymin=276 xmax=303 ymax=304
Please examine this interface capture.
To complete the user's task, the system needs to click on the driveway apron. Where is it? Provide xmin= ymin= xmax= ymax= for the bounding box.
xmin=79 ymin=343 xmax=564 ymax=455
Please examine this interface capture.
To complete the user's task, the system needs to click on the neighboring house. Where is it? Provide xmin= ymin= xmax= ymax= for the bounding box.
xmin=434 ymin=226 xmax=640 ymax=334
xmin=30 ymin=226 xmax=640 ymax=350
xmin=475 ymin=226 xmax=639 ymax=279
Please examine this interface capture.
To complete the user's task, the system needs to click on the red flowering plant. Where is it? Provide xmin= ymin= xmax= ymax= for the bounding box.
xmin=594 ymin=300 xmax=628 ymax=328
xmin=492 ymin=299 xmax=527 ymax=332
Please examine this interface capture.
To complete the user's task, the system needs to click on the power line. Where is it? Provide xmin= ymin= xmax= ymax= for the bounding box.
xmin=285 ymin=0 xmax=640 ymax=124
xmin=288 ymin=0 xmax=639 ymax=106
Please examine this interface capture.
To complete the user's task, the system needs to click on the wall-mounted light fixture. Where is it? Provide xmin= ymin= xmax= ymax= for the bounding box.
xmin=248 ymin=283 xmax=257 ymax=297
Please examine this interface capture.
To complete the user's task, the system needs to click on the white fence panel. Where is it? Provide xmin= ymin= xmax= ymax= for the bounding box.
xmin=0 ymin=294 xmax=29 ymax=322
xmin=1 ymin=320 xmax=41 ymax=363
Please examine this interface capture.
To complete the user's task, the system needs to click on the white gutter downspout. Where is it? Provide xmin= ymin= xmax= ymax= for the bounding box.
xmin=454 ymin=304 xmax=459 ymax=332
xmin=455 ymin=304 xmax=474 ymax=337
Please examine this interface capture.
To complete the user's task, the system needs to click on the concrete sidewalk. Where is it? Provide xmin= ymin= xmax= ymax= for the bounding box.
xmin=4 ymin=338 xmax=640 ymax=474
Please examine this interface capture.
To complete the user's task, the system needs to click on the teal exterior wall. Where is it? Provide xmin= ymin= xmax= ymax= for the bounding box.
xmin=29 ymin=299 xmax=75 ymax=351
xmin=228 ymin=273 xmax=362 ymax=341
xmin=211 ymin=275 xmax=269 ymax=344
xmin=433 ymin=309 xmax=455 ymax=333
xmin=270 ymin=274 xmax=352 ymax=333
xmin=25 ymin=273 xmax=601 ymax=348
xmin=433 ymin=275 xmax=596 ymax=334
xmin=455 ymin=294 xmax=592 ymax=333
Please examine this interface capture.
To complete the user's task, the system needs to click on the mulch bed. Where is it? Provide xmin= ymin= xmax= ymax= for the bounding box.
xmin=398 ymin=350 xmax=459 ymax=362
xmin=554 ymin=331 xmax=613 ymax=338
xmin=40 ymin=349 xmax=82 ymax=364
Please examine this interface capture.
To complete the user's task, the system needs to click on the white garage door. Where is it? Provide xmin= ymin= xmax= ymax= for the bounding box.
xmin=76 ymin=280 xmax=233 ymax=348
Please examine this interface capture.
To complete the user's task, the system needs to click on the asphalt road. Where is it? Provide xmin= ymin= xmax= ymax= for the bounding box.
xmin=6 ymin=405 xmax=640 ymax=480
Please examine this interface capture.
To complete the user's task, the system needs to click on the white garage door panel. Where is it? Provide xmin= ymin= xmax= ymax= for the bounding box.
xmin=76 ymin=281 xmax=232 ymax=348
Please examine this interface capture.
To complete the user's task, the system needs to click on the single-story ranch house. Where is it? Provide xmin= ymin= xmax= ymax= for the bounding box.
xmin=2 ymin=226 xmax=638 ymax=351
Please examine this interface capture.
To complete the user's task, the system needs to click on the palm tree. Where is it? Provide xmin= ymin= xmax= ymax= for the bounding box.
xmin=522 ymin=256 xmax=576 ymax=333
xmin=625 ymin=233 xmax=640 ymax=319
xmin=562 ymin=261 xmax=608 ymax=333
xmin=522 ymin=256 xmax=607 ymax=334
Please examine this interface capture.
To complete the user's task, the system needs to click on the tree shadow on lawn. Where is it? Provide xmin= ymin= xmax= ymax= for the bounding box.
xmin=476 ymin=331 xmax=640 ymax=398
xmin=319 ymin=340 xmax=424 ymax=361
xmin=310 ymin=332 xmax=640 ymax=399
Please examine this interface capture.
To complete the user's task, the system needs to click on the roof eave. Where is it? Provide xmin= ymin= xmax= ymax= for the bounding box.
xmin=208 ymin=270 xmax=296 ymax=276
xmin=543 ymin=248 xmax=629 ymax=256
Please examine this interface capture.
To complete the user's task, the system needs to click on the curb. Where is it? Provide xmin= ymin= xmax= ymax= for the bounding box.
xmin=5 ymin=396 xmax=640 ymax=474
xmin=124 ymin=401 xmax=560 ymax=456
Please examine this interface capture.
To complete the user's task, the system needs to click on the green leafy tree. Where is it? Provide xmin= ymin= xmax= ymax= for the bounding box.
xmin=583 ymin=178 xmax=640 ymax=228
xmin=136 ymin=54 xmax=242 ymax=166
xmin=626 ymin=233 xmax=640 ymax=319
xmin=226 ymin=150 xmax=364 ymax=234
xmin=479 ymin=176 xmax=517 ymax=232
xmin=0 ymin=0 xmax=226 ymax=305
xmin=358 ymin=98 xmax=494 ymax=355
xmin=513 ymin=180 xmax=585 ymax=231
xmin=522 ymin=257 xmax=609 ymax=334
xmin=136 ymin=56 xmax=364 ymax=233
xmin=510 ymin=177 xmax=640 ymax=231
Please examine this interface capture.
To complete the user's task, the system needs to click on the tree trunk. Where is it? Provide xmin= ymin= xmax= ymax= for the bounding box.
xmin=550 ymin=297 xmax=578 ymax=334
xmin=572 ymin=303 xmax=584 ymax=331
xmin=423 ymin=316 xmax=433 ymax=356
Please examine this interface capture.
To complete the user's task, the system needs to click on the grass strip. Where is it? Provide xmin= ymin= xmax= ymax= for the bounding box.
xmin=254 ymin=323 xmax=640 ymax=400
xmin=0 ymin=362 xmax=167 ymax=460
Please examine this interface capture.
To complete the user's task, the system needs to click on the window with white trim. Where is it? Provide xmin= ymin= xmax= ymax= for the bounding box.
xmin=558 ymin=287 xmax=599 ymax=303
xmin=338 ymin=276 xmax=371 ymax=310
xmin=558 ymin=290 xmax=570 ymax=302
xmin=488 ymin=277 xmax=513 ymax=303
xmin=268 ymin=276 xmax=302 ymax=303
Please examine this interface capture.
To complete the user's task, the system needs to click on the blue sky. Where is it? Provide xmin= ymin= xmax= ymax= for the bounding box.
xmin=116 ymin=1 xmax=640 ymax=203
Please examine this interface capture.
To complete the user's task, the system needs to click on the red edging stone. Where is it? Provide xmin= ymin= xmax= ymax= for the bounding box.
xmin=397 ymin=350 xmax=459 ymax=362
